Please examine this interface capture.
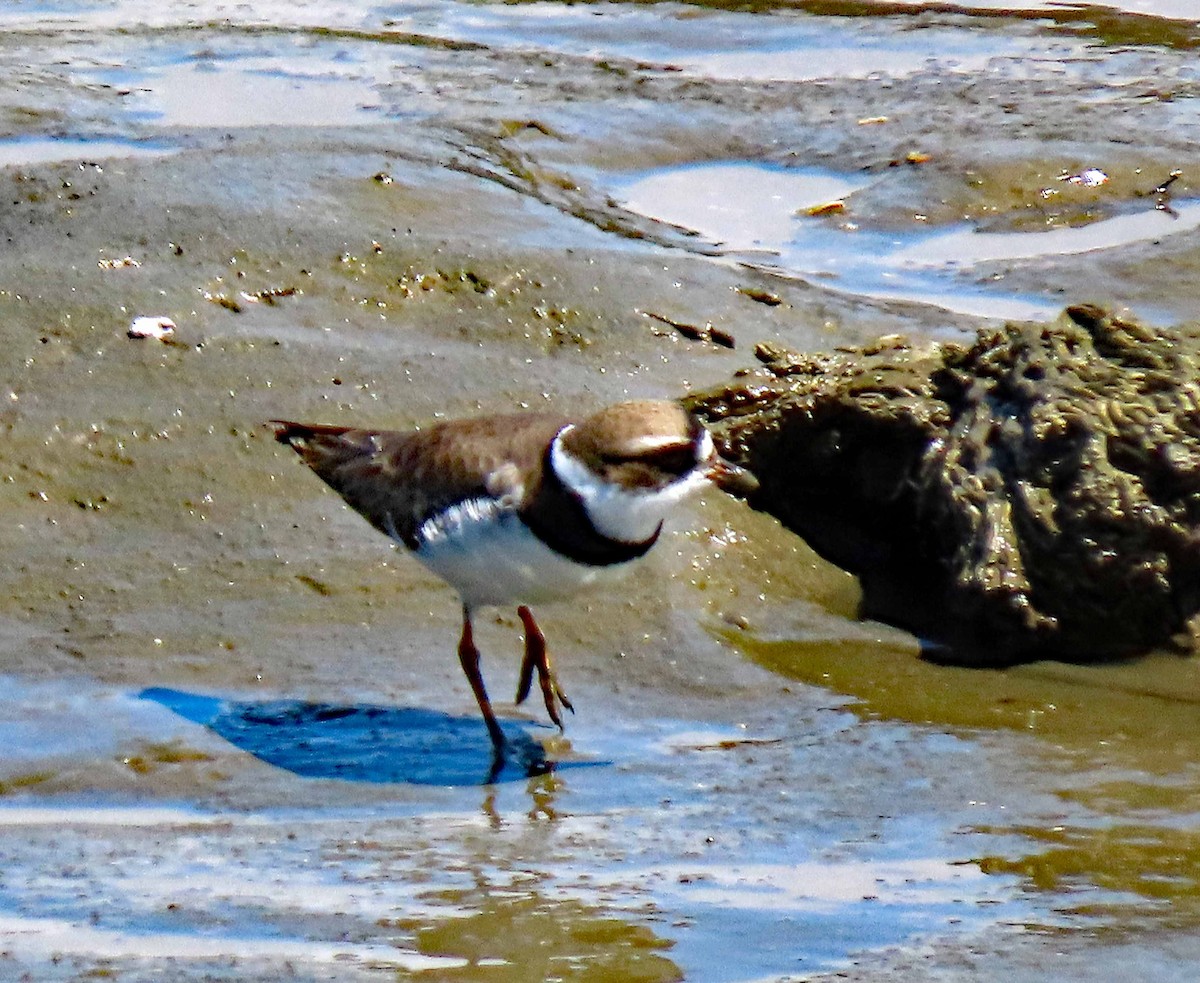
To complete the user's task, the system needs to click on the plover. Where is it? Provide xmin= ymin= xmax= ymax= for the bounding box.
xmin=272 ymin=400 xmax=755 ymax=751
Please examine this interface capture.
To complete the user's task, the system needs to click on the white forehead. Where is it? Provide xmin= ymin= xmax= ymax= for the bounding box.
xmin=559 ymin=424 xmax=712 ymax=459
xmin=620 ymin=430 xmax=698 ymax=456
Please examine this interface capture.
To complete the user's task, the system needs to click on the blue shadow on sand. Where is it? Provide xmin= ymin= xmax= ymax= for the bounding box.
xmin=139 ymin=688 xmax=593 ymax=786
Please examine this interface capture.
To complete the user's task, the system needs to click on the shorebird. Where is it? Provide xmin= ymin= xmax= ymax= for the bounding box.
xmin=272 ymin=400 xmax=754 ymax=751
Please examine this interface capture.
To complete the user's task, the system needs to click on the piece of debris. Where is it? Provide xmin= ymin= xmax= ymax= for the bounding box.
xmin=238 ymin=286 xmax=298 ymax=306
xmin=736 ymin=286 xmax=784 ymax=307
xmin=127 ymin=316 xmax=176 ymax=340
xmin=888 ymin=151 xmax=932 ymax=168
xmin=498 ymin=118 xmax=557 ymax=138
xmin=642 ymin=311 xmax=735 ymax=349
xmin=677 ymin=736 xmax=785 ymax=752
xmin=802 ymin=200 xmax=846 ymax=217
xmin=1058 ymin=167 xmax=1108 ymax=187
xmin=99 ymin=256 xmax=141 ymax=270
xmin=1154 ymin=169 xmax=1183 ymax=213
xmin=707 ymin=325 xmax=736 ymax=348
xmin=204 ymin=292 xmax=243 ymax=313
xmin=1154 ymin=169 xmax=1183 ymax=194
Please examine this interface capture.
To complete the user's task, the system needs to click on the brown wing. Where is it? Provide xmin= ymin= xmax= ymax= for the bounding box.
xmin=271 ymin=414 xmax=570 ymax=548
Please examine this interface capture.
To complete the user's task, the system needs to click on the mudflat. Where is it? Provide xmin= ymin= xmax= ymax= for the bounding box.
xmin=1 ymin=2 xmax=1200 ymax=980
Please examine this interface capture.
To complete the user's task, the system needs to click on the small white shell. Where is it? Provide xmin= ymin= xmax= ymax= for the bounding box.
xmin=1059 ymin=168 xmax=1109 ymax=188
xmin=127 ymin=315 xmax=176 ymax=340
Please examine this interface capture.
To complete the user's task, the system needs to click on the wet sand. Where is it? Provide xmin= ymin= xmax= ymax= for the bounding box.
xmin=2 ymin=1 xmax=1200 ymax=980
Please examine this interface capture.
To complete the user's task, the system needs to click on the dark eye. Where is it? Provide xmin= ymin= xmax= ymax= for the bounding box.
xmin=599 ymin=440 xmax=699 ymax=477
xmin=610 ymin=445 xmax=695 ymax=477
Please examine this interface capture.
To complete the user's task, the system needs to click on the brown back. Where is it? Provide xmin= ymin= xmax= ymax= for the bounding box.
xmin=272 ymin=414 xmax=570 ymax=548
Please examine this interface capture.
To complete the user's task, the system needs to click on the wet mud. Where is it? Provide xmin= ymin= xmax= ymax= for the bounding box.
xmin=1 ymin=1 xmax=1200 ymax=980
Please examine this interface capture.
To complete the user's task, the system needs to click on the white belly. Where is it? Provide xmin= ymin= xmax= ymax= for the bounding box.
xmin=413 ymin=498 xmax=635 ymax=609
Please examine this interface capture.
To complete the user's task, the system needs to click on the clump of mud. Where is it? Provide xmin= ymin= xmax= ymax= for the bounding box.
xmin=688 ymin=305 xmax=1200 ymax=664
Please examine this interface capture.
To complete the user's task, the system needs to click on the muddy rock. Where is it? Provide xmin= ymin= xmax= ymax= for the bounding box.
xmin=687 ymin=305 xmax=1200 ymax=664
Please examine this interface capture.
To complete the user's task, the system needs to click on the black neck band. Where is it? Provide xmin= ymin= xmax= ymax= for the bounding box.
xmin=521 ymin=447 xmax=661 ymax=567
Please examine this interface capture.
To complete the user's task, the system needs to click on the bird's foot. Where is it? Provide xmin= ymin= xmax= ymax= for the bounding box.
xmin=515 ymin=605 xmax=575 ymax=731
xmin=538 ymin=671 xmax=574 ymax=732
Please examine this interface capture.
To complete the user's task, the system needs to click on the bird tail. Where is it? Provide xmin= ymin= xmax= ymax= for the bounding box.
xmin=270 ymin=420 xmax=355 ymax=446
xmin=269 ymin=420 xmax=383 ymax=479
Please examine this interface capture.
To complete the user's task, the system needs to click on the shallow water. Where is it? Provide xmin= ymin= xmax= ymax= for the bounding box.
xmin=2 ymin=0 xmax=1200 ymax=980
xmin=0 ymin=672 xmax=1052 ymax=982
xmin=617 ymin=161 xmax=1200 ymax=319
xmin=406 ymin=1 xmax=1049 ymax=82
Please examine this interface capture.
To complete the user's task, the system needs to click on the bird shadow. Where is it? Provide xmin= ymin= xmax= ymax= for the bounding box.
xmin=139 ymin=687 xmax=592 ymax=786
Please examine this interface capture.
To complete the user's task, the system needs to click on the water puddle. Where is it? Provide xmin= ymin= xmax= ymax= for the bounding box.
xmin=399 ymin=0 xmax=1064 ymax=83
xmin=0 ymin=136 xmax=175 ymax=168
xmin=119 ymin=61 xmax=383 ymax=129
xmin=618 ymin=163 xmax=872 ymax=255
xmin=0 ymin=0 xmax=372 ymax=30
xmin=0 ymin=913 xmax=462 ymax=975
xmin=3 ymin=22 xmax=388 ymax=135
xmin=615 ymin=161 xmax=1200 ymax=320
xmin=881 ymin=0 xmax=1198 ymax=18
xmin=2 ymin=0 xmax=1193 ymax=29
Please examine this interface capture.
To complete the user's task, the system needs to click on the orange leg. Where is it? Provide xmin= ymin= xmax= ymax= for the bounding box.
xmin=515 ymin=605 xmax=574 ymax=730
xmin=457 ymin=605 xmax=506 ymax=750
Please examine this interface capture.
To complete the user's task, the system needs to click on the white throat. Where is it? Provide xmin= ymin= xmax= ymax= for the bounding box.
xmin=550 ymin=426 xmax=711 ymax=543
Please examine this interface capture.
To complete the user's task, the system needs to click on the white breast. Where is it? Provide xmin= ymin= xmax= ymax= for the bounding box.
xmin=413 ymin=498 xmax=632 ymax=609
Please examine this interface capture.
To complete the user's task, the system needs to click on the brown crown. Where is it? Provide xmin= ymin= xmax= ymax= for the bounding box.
xmin=560 ymin=400 xmax=705 ymax=490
